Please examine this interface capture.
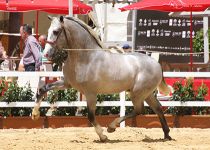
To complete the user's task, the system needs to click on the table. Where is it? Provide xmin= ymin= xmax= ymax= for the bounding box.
xmin=0 ymin=57 xmax=21 ymax=70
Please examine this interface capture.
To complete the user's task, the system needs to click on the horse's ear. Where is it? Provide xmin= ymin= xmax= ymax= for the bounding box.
xmin=48 ymin=16 xmax=53 ymax=20
xmin=60 ymin=16 xmax=64 ymax=23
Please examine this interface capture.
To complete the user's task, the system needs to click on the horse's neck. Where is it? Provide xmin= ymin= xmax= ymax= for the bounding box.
xmin=68 ymin=49 xmax=102 ymax=64
xmin=66 ymin=18 xmax=105 ymax=49
xmin=65 ymin=19 xmax=104 ymax=50
xmin=65 ymin=19 xmax=105 ymax=64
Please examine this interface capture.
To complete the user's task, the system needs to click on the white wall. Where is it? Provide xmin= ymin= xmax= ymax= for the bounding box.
xmin=23 ymin=11 xmax=58 ymax=35
xmin=95 ymin=3 xmax=130 ymax=42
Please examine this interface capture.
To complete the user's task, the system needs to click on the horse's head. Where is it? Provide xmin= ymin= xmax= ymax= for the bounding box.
xmin=44 ymin=16 xmax=69 ymax=59
xmin=44 ymin=15 xmax=104 ymax=59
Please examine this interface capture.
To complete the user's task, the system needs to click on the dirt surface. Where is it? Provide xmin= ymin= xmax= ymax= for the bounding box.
xmin=0 ymin=127 xmax=209 ymax=150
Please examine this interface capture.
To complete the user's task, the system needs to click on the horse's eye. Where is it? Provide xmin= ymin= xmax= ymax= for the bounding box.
xmin=53 ymin=30 xmax=59 ymax=36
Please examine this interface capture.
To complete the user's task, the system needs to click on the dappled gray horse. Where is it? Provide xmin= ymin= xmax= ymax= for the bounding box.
xmin=32 ymin=16 xmax=172 ymax=142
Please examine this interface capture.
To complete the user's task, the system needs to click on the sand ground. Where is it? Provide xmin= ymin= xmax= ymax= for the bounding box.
xmin=0 ymin=127 xmax=209 ymax=150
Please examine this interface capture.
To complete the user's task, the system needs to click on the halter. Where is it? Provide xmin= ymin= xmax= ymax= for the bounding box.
xmin=47 ymin=23 xmax=70 ymax=49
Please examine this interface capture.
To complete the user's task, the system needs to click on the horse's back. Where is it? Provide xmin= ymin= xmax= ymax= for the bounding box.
xmin=124 ymin=52 xmax=162 ymax=76
xmin=64 ymin=51 xmax=162 ymax=94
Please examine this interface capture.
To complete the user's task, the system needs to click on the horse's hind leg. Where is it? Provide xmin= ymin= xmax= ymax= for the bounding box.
xmin=107 ymin=110 xmax=138 ymax=133
xmin=32 ymin=80 xmax=67 ymax=120
xmin=85 ymin=94 xmax=108 ymax=142
xmin=145 ymin=94 xmax=172 ymax=140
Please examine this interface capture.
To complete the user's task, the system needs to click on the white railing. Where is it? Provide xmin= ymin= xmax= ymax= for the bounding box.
xmin=1 ymin=71 xmax=210 ymax=127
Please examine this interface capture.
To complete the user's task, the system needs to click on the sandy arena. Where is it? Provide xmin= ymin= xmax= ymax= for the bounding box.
xmin=0 ymin=127 xmax=210 ymax=150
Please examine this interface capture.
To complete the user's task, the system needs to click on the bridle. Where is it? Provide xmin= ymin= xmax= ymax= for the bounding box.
xmin=46 ymin=23 xmax=70 ymax=49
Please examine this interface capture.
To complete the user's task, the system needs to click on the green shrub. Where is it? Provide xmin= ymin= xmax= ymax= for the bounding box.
xmin=44 ymin=88 xmax=78 ymax=103
xmin=0 ymin=79 xmax=34 ymax=116
xmin=166 ymin=78 xmax=208 ymax=115
xmin=193 ymin=29 xmax=210 ymax=52
xmin=1 ymin=77 xmax=209 ymax=117
xmin=43 ymin=88 xmax=78 ymax=116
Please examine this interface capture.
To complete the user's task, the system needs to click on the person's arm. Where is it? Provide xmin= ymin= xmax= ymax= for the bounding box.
xmin=18 ymin=58 xmax=25 ymax=71
xmin=29 ymin=41 xmax=41 ymax=71
xmin=2 ymin=50 xmax=8 ymax=58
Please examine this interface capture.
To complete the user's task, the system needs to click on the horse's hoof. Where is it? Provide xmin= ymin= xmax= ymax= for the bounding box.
xmin=32 ymin=108 xmax=40 ymax=120
xmin=100 ymin=135 xmax=108 ymax=142
xmin=107 ymin=127 xmax=116 ymax=133
xmin=164 ymin=135 xmax=172 ymax=140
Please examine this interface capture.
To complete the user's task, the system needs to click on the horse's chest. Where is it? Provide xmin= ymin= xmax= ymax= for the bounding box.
xmin=63 ymin=64 xmax=88 ymax=88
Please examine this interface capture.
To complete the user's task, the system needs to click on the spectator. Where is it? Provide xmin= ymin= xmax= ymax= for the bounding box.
xmin=20 ymin=24 xmax=42 ymax=71
xmin=122 ymin=44 xmax=132 ymax=53
xmin=38 ymin=34 xmax=49 ymax=64
xmin=38 ymin=34 xmax=54 ymax=72
xmin=0 ymin=41 xmax=8 ymax=61
xmin=0 ymin=41 xmax=8 ymax=70
xmin=38 ymin=34 xmax=47 ymax=49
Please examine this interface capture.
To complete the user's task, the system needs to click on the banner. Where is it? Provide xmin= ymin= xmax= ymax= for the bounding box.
xmin=134 ymin=10 xmax=207 ymax=63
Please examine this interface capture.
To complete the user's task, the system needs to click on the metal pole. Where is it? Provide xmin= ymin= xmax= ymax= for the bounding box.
xmin=120 ymin=91 xmax=126 ymax=128
xmin=69 ymin=0 xmax=73 ymax=17
xmin=103 ymin=2 xmax=107 ymax=42
xmin=203 ymin=16 xmax=209 ymax=63
xmin=190 ymin=7 xmax=193 ymax=71
xmin=132 ymin=10 xmax=137 ymax=52
xmin=35 ymin=11 xmax=39 ymax=39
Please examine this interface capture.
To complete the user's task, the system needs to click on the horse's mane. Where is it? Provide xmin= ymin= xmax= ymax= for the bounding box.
xmin=65 ymin=17 xmax=106 ymax=49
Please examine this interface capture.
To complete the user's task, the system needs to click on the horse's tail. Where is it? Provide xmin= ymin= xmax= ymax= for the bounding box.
xmin=158 ymin=77 xmax=174 ymax=96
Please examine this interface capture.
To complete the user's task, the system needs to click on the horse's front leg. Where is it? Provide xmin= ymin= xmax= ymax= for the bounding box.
xmin=86 ymin=94 xmax=108 ymax=142
xmin=32 ymin=80 xmax=67 ymax=120
xmin=107 ymin=111 xmax=138 ymax=133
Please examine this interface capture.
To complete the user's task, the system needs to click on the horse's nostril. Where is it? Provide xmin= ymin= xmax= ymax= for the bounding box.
xmin=45 ymin=54 xmax=48 ymax=58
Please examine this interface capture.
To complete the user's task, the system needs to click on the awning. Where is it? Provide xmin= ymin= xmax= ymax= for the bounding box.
xmin=0 ymin=0 xmax=92 ymax=14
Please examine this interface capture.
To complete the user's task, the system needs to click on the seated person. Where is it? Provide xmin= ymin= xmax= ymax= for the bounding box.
xmin=0 ymin=41 xmax=8 ymax=62
xmin=0 ymin=41 xmax=8 ymax=70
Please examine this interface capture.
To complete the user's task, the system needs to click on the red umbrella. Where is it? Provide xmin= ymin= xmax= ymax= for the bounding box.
xmin=120 ymin=0 xmax=210 ymax=12
xmin=0 ymin=0 xmax=92 ymax=55
xmin=120 ymin=0 xmax=210 ymax=71
xmin=0 ymin=0 xmax=92 ymax=14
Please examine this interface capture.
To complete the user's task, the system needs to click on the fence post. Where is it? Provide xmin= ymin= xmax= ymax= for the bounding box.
xmin=77 ymin=92 xmax=81 ymax=101
xmin=120 ymin=91 xmax=126 ymax=127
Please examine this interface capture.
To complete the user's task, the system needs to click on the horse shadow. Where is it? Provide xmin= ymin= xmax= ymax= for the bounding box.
xmin=142 ymin=136 xmax=176 ymax=143
xmin=94 ymin=139 xmax=133 ymax=143
xmin=93 ymin=136 xmax=175 ymax=143
xmin=69 ymin=140 xmax=86 ymax=143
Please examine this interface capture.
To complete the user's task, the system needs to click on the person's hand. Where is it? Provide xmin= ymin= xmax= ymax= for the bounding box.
xmin=35 ymin=68 xmax=40 ymax=71
xmin=2 ymin=51 xmax=8 ymax=58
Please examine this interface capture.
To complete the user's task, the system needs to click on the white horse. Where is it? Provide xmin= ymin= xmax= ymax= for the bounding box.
xmin=32 ymin=16 xmax=172 ymax=142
